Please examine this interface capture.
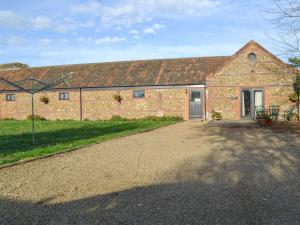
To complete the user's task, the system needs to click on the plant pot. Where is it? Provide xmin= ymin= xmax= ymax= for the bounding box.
xmin=265 ymin=119 xmax=273 ymax=126
xmin=257 ymin=117 xmax=266 ymax=126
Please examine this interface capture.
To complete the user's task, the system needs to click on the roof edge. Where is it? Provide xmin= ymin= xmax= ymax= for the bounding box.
xmin=211 ymin=40 xmax=294 ymax=75
xmin=0 ymin=83 xmax=207 ymax=92
xmin=21 ymin=56 xmax=232 ymax=70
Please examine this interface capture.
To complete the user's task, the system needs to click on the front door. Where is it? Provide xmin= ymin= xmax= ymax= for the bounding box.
xmin=241 ymin=89 xmax=264 ymax=119
xmin=189 ymin=90 xmax=202 ymax=118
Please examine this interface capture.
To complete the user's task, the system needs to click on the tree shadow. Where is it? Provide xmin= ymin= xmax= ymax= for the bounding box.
xmin=0 ymin=122 xmax=300 ymax=224
xmin=0 ymin=121 xmax=159 ymax=154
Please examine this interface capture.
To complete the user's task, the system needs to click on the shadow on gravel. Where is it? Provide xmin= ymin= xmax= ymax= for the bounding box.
xmin=0 ymin=121 xmax=159 ymax=154
xmin=1 ymin=124 xmax=300 ymax=225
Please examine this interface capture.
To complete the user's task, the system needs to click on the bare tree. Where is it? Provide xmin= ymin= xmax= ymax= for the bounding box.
xmin=269 ymin=0 xmax=300 ymax=56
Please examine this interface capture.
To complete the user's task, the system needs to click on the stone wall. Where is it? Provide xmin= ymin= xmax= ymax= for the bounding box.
xmin=0 ymin=91 xmax=81 ymax=120
xmin=0 ymin=88 xmax=190 ymax=120
xmin=82 ymin=88 xmax=188 ymax=120
xmin=206 ymin=43 xmax=297 ymax=120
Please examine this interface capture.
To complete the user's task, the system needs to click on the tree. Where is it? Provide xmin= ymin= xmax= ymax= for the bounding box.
xmin=268 ymin=1 xmax=300 ymax=119
xmin=0 ymin=62 xmax=29 ymax=69
xmin=289 ymin=57 xmax=300 ymax=69
xmin=288 ymin=57 xmax=300 ymax=118
xmin=270 ymin=0 xmax=300 ymax=57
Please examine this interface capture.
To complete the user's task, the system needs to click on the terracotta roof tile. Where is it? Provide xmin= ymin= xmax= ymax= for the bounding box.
xmin=0 ymin=56 xmax=231 ymax=91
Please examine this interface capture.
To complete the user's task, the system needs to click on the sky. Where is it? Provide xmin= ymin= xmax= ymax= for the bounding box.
xmin=0 ymin=0 xmax=280 ymax=67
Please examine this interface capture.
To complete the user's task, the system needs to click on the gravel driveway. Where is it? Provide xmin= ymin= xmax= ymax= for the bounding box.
xmin=0 ymin=121 xmax=300 ymax=225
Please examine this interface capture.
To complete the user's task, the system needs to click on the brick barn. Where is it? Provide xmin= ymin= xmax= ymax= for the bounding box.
xmin=0 ymin=41 xmax=297 ymax=121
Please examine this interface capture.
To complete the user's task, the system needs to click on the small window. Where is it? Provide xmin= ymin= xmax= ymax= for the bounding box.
xmin=6 ymin=94 xmax=15 ymax=101
xmin=133 ymin=90 xmax=145 ymax=98
xmin=191 ymin=91 xmax=201 ymax=101
xmin=248 ymin=53 xmax=257 ymax=63
xmin=59 ymin=92 xmax=69 ymax=100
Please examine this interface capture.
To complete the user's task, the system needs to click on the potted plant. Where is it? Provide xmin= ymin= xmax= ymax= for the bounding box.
xmin=256 ymin=115 xmax=266 ymax=126
xmin=271 ymin=104 xmax=280 ymax=116
xmin=211 ymin=110 xmax=222 ymax=121
xmin=270 ymin=104 xmax=280 ymax=122
xmin=256 ymin=108 xmax=264 ymax=126
xmin=113 ymin=94 xmax=123 ymax=103
xmin=291 ymin=112 xmax=299 ymax=121
xmin=256 ymin=111 xmax=273 ymax=126
xmin=264 ymin=114 xmax=273 ymax=126
xmin=286 ymin=110 xmax=293 ymax=121
xmin=40 ymin=96 xmax=49 ymax=104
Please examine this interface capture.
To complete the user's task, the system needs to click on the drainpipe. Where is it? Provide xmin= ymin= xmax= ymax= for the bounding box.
xmin=79 ymin=88 xmax=83 ymax=121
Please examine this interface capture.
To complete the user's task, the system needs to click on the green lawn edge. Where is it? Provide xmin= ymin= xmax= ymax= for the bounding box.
xmin=0 ymin=119 xmax=180 ymax=167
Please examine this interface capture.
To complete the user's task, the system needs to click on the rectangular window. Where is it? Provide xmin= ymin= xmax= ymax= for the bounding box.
xmin=59 ymin=92 xmax=69 ymax=100
xmin=6 ymin=94 xmax=15 ymax=101
xmin=133 ymin=90 xmax=145 ymax=99
xmin=254 ymin=90 xmax=263 ymax=115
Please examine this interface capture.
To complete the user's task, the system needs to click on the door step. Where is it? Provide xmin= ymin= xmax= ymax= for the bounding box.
xmin=207 ymin=120 xmax=258 ymax=127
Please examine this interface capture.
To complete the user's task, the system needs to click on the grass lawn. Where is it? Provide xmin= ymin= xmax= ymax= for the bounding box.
xmin=0 ymin=118 xmax=180 ymax=165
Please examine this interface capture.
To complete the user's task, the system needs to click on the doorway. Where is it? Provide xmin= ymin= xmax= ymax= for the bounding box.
xmin=241 ymin=89 xmax=264 ymax=119
xmin=189 ymin=90 xmax=203 ymax=118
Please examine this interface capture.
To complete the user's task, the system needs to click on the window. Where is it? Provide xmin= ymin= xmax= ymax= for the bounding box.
xmin=6 ymin=94 xmax=15 ymax=101
xmin=191 ymin=91 xmax=201 ymax=102
xmin=248 ymin=53 xmax=257 ymax=63
xmin=254 ymin=90 xmax=263 ymax=114
xmin=133 ymin=90 xmax=145 ymax=98
xmin=59 ymin=92 xmax=69 ymax=100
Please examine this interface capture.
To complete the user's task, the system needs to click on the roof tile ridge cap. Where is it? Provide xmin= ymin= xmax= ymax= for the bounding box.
xmin=26 ymin=56 xmax=231 ymax=69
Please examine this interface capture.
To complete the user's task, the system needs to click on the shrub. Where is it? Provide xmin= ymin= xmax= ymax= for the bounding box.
xmin=144 ymin=116 xmax=183 ymax=121
xmin=27 ymin=115 xmax=47 ymax=121
xmin=58 ymin=119 xmax=75 ymax=121
xmin=211 ymin=110 xmax=222 ymax=120
xmin=1 ymin=118 xmax=16 ymax=121
xmin=287 ymin=112 xmax=299 ymax=121
xmin=263 ymin=113 xmax=272 ymax=121
xmin=111 ymin=115 xmax=128 ymax=121
xmin=292 ymin=112 xmax=299 ymax=121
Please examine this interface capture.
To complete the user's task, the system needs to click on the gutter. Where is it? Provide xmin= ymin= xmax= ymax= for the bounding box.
xmin=0 ymin=83 xmax=207 ymax=93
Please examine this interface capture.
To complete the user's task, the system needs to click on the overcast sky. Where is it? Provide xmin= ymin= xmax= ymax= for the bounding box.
xmin=0 ymin=0 xmax=279 ymax=66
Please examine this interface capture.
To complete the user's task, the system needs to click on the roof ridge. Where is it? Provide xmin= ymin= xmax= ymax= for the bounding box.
xmin=0 ymin=68 xmax=22 ymax=71
xmin=23 ymin=55 xmax=232 ymax=70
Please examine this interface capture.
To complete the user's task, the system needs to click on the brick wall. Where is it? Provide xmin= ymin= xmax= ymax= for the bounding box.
xmin=82 ymin=88 xmax=188 ymax=120
xmin=0 ymin=91 xmax=81 ymax=120
xmin=206 ymin=43 xmax=297 ymax=120
xmin=0 ymin=88 xmax=190 ymax=120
